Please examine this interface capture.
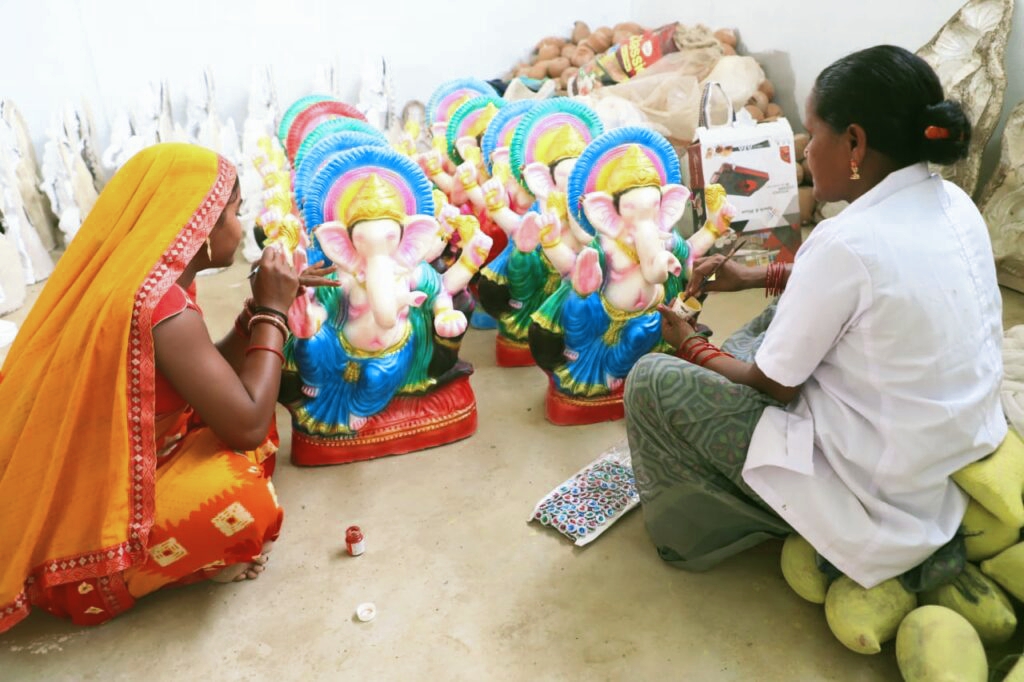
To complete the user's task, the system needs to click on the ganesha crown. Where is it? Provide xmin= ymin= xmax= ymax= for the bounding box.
xmin=606 ymin=145 xmax=662 ymax=197
xmin=344 ymin=173 xmax=407 ymax=227
xmin=540 ymin=124 xmax=587 ymax=165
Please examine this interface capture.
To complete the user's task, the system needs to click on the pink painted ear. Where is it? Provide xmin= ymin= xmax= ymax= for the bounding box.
xmin=395 ymin=216 xmax=441 ymax=268
xmin=455 ymin=136 xmax=479 ymax=157
xmin=314 ymin=221 xmax=363 ymax=273
xmin=523 ymin=162 xmax=555 ymax=198
xmin=659 ymin=184 xmax=692 ymax=231
xmin=582 ymin=192 xmax=623 ymax=237
xmin=491 ymin=147 xmax=510 ymax=166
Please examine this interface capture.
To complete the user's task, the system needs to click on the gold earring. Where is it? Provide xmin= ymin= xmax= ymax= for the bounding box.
xmin=850 ymin=160 xmax=861 ymax=181
xmin=205 ymin=237 xmax=213 ymax=260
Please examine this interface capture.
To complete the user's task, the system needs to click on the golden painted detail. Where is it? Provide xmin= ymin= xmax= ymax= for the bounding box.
xmin=603 ymin=292 xmax=660 ymax=322
xmin=551 ymin=384 xmax=624 ymax=406
xmin=433 ymin=335 xmax=461 ymax=350
xmin=606 ymin=144 xmax=662 ymax=197
xmin=611 ymin=237 xmax=639 ymax=264
xmin=539 ymin=125 xmax=586 ymax=166
xmin=397 ymin=377 xmax=437 ymax=394
xmin=545 ymin=190 xmax=569 ymax=223
xmin=343 ymin=362 xmax=361 ymax=383
xmin=345 ymin=173 xmax=408 ymax=227
xmin=467 ymin=103 xmax=500 ymax=139
xmin=432 ymin=189 xmax=448 ymax=217
xmin=553 ymin=364 xmax=614 ymax=397
xmin=337 ymin=324 xmax=411 ymax=359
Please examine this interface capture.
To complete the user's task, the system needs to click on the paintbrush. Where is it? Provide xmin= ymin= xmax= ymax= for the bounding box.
xmin=689 ymin=237 xmax=748 ymax=296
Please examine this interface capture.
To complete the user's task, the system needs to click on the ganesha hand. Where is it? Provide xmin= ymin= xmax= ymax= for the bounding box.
xmin=418 ymin=150 xmax=443 ymax=178
xmin=665 ymin=252 xmax=683 ymax=278
xmin=456 ymin=162 xmax=478 ymax=190
xmin=515 ymin=212 xmax=543 ymax=253
xmin=483 ymin=178 xmax=508 ymax=213
xmin=434 ymin=308 xmax=468 ymax=338
xmin=458 ymin=231 xmax=495 ymax=271
xmin=538 ymin=210 xmax=562 ymax=249
xmin=571 ymin=246 xmax=603 ymax=296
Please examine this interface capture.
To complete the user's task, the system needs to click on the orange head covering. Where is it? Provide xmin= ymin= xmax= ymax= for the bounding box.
xmin=0 ymin=143 xmax=236 ymax=632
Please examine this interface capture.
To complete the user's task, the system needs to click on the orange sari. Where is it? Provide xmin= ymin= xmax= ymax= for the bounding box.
xmin=0 ymin=144 xmax=282 ymax=631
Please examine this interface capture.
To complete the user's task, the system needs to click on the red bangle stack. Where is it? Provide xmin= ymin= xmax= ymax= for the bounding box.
xmin=765 ymin=261 xmax=787 ymax=298
xmin=678 ymin=334 xmax=734 ymax=367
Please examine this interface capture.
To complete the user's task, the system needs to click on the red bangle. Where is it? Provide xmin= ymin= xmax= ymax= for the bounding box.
xmin=765 ymin=262 xmax=787 ymax=298
xmin=245 ymin=345 xmax=285 ymax=363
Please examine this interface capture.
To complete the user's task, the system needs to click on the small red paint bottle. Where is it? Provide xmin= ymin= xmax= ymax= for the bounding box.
xmin=346 ymin=525 xmax=365 ymax=556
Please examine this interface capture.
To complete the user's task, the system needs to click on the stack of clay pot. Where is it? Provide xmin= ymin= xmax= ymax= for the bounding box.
xmin=509 ymin=22 xmax=647 ymax=93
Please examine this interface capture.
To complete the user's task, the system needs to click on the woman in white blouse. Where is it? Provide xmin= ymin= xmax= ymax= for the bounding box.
xmin=625 ymin=44 xmax=1005 ymax=589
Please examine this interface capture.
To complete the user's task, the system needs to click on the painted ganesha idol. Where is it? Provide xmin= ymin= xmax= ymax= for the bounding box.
xmin=528 ymin=126 xmax=723 ymax=425
xmin=280 ymin=146 xmax=486 ymax=465
xmin=476 ymin=99 xmax=604 ymax=367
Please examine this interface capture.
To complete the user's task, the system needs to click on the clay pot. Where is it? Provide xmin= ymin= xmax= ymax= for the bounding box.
xmin=572 ymin=21 xmax=591 ymax=43
xmin=547 ymin=57 xmax=570 ymax=78
xmin=749 ymin=91 xmax=769 ymax=112
xmin=527 ymin=63 xmax=548 ymax=79
xmin=537 ymin=43 xmax=560 ymax=61
xmin=744 ymin=104 xmax=765 ymax=122
xmin=571 ymin=44 xmax=595 ymax=67
xmin=794 ymin=133 xmax=809 ymax=161
xmin=799 ymin=186 xmax=816 ymax=224
xmin=714 ymin=28 xmax=738 ymax=47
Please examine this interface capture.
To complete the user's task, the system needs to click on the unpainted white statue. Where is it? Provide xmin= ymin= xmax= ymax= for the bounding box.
xmin=0 ymin=100 xmax=58 ymax=251
xmin=40 ymin=109 xmax=100 ymax=247
xmin=0 ymin=230 xmax=27 ymax=315
xmin=239 ymin=66 xmax=281 ymax=262
xmin=356 ymin=55 xmax=395 ymax=133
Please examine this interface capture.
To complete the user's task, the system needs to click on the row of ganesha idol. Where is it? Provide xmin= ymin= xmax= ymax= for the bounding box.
xmin=254 ymin=79 xmax=736 ymax=466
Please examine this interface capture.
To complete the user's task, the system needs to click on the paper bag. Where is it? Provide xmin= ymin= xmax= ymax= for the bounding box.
xmin=687 ymin=82 xmax=801 ymax=263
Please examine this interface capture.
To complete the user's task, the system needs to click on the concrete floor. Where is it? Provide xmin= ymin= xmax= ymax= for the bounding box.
xmin=2 ymin=258 xmax=1024 ymax=681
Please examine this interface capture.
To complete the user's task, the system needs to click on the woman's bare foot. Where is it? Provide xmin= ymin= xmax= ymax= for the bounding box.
xmin=211 ymin=541 xmax=274 ymax=583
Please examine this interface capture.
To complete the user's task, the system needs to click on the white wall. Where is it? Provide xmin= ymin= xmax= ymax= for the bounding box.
xmin=4 ymin=0 xmax=1021 ymax=187
xmin=2 ymin=0 xmax=627 ymax=155
xmin=633 ymin=0 xmax=1024 ymax=187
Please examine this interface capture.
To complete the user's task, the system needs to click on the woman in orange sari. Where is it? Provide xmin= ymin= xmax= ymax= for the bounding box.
xmin=0 ymin=143 xmax=317 ymax=631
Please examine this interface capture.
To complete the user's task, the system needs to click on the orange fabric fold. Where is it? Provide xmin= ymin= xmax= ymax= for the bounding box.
xmin=0 ymin=143 xmax=236 ymax=632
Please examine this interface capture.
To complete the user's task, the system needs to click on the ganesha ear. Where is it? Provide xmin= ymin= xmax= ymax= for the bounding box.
xmin=659 ymin=184 xmax=692 ymax=231
xmin=582 ymin=192 xmax=623 ymax=237
xmin=523 ymin=161 xmax=555 ymax=198
xmin=395 ymin=216 xmax=441 ymax=268
xmin=456 ymin=136 xmax=479 ymax=157
xmin=491 ymin=147 xmax=510 ymax=167
xmin=313 ymin=221 xmax=362 ymax=272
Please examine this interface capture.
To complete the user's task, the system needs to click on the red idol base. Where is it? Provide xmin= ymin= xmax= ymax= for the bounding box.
xmin=545 ymin=379 xmax=625 ymax=426
xmin=290 ymin=375 xmax=478 ymax=466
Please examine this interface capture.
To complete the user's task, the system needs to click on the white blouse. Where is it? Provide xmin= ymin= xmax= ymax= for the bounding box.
xmin=743 ymin=163 xmax=1006 ymax=588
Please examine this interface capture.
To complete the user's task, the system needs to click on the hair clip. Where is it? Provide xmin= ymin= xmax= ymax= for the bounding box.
xmin=924 ymin=126 xmax=951 ymax=140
